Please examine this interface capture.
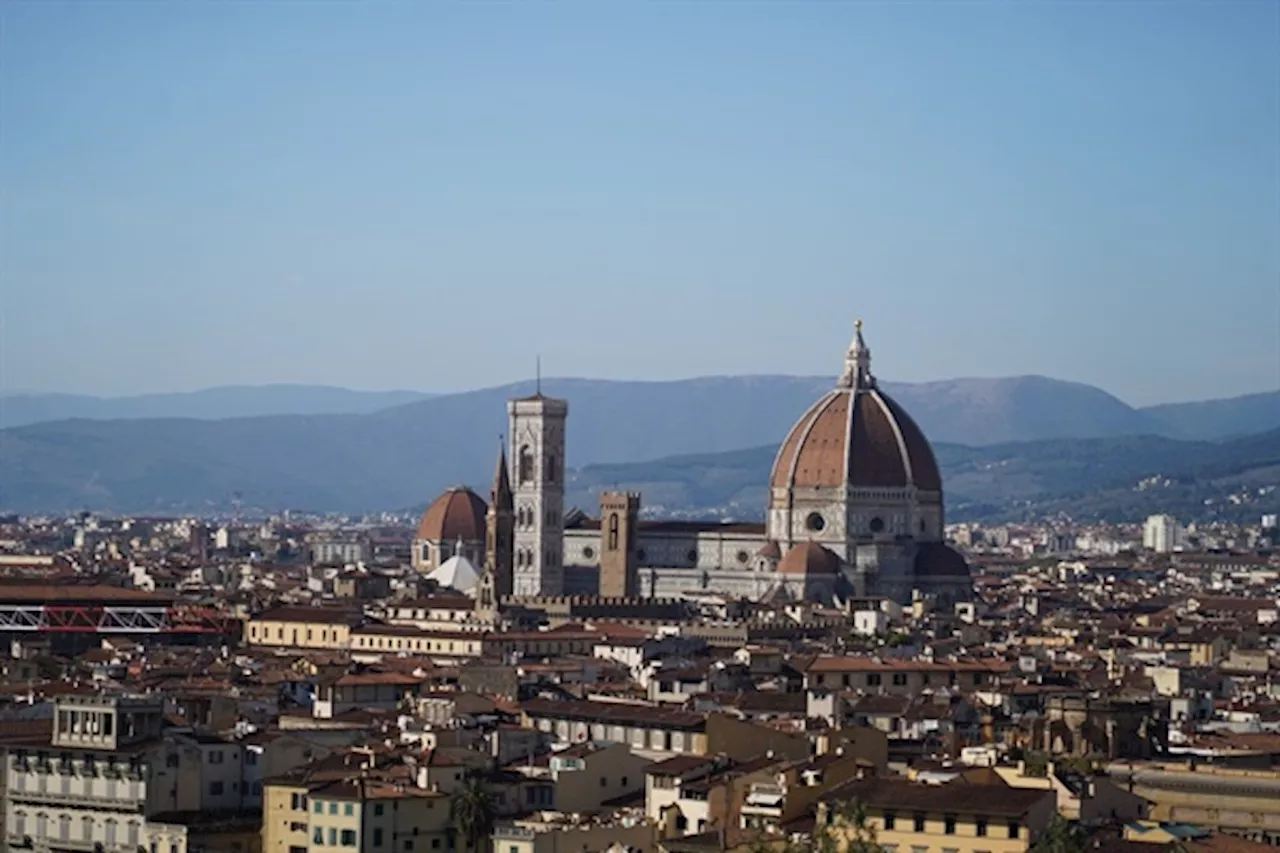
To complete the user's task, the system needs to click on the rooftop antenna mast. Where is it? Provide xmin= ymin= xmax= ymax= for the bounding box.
xmin=536 ymin=355 xmax=542 ymax=395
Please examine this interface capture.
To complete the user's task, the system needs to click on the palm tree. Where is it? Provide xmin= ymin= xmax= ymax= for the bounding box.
xmin=449 ymin=771 xmax=496 ymax=852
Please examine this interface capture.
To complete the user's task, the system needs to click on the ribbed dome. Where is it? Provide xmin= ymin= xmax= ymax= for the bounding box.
xmin=770 ymin=322 xmax=941 ymax=493
xmin=416 ymin=487 xmax=487 ymax=542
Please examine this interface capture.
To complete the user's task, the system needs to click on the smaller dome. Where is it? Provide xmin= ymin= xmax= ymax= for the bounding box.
xmin=431 ymin=554 xmax=481 ymax=594
xmin=914 ymin=542 xmax=971 ymax=578
xmin=778 ymin=542 xmax=842 ymax=576
xmin=417 ymin=487 xmax=487 ymax=542
xmin=756 ymin=541 xmax=782 ymax=560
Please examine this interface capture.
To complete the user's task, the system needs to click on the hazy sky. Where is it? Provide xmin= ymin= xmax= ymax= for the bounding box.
xmin=1 ymin=2 xmax=1277 ymax=406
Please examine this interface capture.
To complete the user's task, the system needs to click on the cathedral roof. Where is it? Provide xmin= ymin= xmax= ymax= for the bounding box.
xmin=777 ymin=541 xmax=842 ymax=576
xmin=416 ymin=487 xmax=487 ymax=543
xmin=770 ymin=321 xmax=942 ymax=493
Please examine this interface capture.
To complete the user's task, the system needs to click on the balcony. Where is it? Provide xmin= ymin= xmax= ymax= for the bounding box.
xmin=8 ymin=788 xmax=144 ymax=810
xmin=741 ymin=783 xmax=785 ymax=816
xmin=492 ymin=825 xmax=536 ymax=841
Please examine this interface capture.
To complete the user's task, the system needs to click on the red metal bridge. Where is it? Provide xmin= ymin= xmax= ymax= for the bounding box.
xmin=0 ymin=585 xmax=240 ymax=635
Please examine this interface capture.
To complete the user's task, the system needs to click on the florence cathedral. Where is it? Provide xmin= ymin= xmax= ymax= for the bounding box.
xmin=411 ymin=323 xmax=972 ymax=608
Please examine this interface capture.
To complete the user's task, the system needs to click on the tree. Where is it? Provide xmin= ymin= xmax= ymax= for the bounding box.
xmin=1032 ymin=815 xmax=1087 ymax=853
xmin=449 ymin=771 xmax=496 ymax=852
xmin=740 ymin=799 xmax=879 ymax=853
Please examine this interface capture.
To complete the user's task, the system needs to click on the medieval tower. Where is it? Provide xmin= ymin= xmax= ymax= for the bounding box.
xmin=598 ymin=491 xmax=641 ymax=598
xmin=508 ymin=393 xmax=568 ymax=597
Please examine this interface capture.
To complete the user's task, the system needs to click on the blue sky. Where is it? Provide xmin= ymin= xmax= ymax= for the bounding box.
xmin=1 ymin=2 xmax=1276 ymax=406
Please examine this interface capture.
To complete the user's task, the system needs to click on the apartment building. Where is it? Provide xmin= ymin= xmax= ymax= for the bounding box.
xmin=3 ymin=695 xmax=238 ymax=853
xmin=820 ymin=777 xmax=1057 ymax=853
xmin=262 ymin=756 xmax=470 ymax=853
xmin=802 ymin=657 xmax=1004 ymax=695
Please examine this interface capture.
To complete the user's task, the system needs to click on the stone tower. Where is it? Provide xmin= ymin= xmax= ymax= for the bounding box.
xmin=484 ymin=441 xmax=515 ymax=600
xmin=508 ymin=393 xmax=568 ymax=597
xmin=598 ymin=491 xmax=641 ymax=598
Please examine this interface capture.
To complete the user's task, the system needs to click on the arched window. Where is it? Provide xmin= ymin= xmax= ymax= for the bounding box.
xmin=546 ymin=454 xmax=557 ymax=483
xmin=518 ymin=446 xmax=534 ymax=484
xmin=607 ymin=514 xmax=619 ymax=551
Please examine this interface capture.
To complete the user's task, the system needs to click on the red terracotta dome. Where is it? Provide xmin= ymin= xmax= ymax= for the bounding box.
xmin=416 ymin=487 xmax=487 ymax=542
xmin=770 ymin=322 xmax=941 ymax=494
xmin=778 ymin=541 xmax=842 ymax=575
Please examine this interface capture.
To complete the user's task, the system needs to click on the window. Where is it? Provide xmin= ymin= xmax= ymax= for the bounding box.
xmin=914 ymin=814 xmax=926 ymax=832
xmin=893 ymin=673 xmax=908 ymax=686
xmin=518 ymin=446 xmax=534 ymax=483
xmin=975 ymin=819 xmax=987 ymax=837
xmin=314 ymin=828 xmax=324 ymax=845
xmin=1007 ymin=822 xmax=1020 ymax=839
xmin=329 ymin=829 xmax=338 ymax=846
xmin=210 ymin=781 xmax=224 ymax=796
xmin=374 ymin=804 xmax=384 ymax=817
xmin=608 ymin=514 xmax=620 ymax=550
xmin=344 ymin=803 xmax=354 ymax=817
xmin=884 ymin=812 xmax=896 ymax=831
xmin=208 ymin=751 xmax=224 ymax=764
xmin=805 ymin=512 xmax=826 ymax=532
xmin=340 ymin=830 xmax=357 ymax=847
xmin=329 ymin=803 xmax=338 ymax=815
xmin=373 ymin=829 xmax=384 ymax=847
xmin=867 ymin=673 xmax=882 ymax=686
xmin=944 ymin=815 xmax=956 ymax=835
xmin=869 ymin=516 xmax=885 ymax=533
xmin=621 ymin=776 xmax=629 ymax=787
xmin=315 ymin=801 xmax=324 ymax=814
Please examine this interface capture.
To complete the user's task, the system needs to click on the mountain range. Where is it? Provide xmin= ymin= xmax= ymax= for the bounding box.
xmin=565 ymin=429 xmax=1280 ymax=525
xmin=0 ymin=385 xmax=432 ymax=428
xmin=0 ymin=376 xmax=1276 ymax=516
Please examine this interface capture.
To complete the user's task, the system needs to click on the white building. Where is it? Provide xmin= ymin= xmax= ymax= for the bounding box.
xmin=1143 ymin=514 xmax=1181 ymax=553
xmin=4 ymin=695 xmax=244 ymax=853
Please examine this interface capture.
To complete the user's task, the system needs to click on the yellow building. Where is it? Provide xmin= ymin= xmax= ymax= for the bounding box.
xmin=822 ymin=778 xmax=1056 ymax=853
xmin=245 ymin=607 xmax=361 ymax=650
xmin=263 ymin=772 xmax=458 ymax=853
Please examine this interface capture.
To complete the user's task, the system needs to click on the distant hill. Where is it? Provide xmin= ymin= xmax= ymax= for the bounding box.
xmin=566 ymin=428 xmax=1280 ymax=525
xmin=1140 ymin=390 xmax=1280 ymax=440
xmin=1 ymin=375 xmax=1277 ymax=515
xmin=0 ymin=385 xmax=432 ymax=428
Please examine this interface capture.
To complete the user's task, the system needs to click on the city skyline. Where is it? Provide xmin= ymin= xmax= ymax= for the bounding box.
xmin=2 ymin=2 xmax=1277 ymax=405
